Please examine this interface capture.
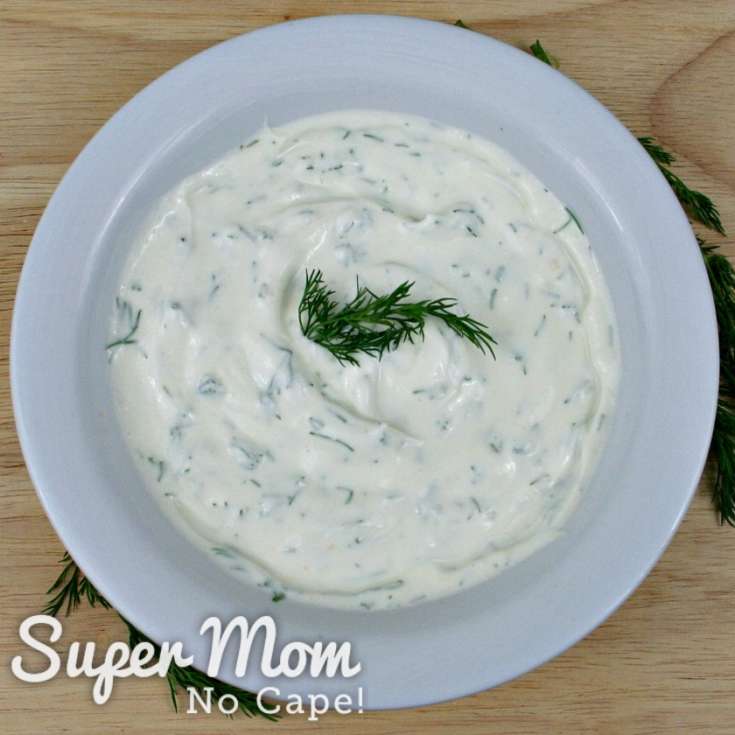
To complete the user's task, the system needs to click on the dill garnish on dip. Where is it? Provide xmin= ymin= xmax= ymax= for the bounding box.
xmin=107 ymin=110 xmax=619 ymax=609
xmin=298 ymin=268 xmax=496 ymax=365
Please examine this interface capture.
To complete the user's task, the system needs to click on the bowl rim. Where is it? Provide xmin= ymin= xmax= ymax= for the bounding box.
xmin=11 ymin=14 xmax=719 ymax=709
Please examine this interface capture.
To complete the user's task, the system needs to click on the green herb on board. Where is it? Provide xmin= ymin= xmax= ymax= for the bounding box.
xmin=43 ymin=551 xmax=111 ymax=617
xmin=529 ymin=39 xmax=560 ymax=69
xmin=42 ymin=553 xmax=278 ymax=719
xmin=701 ymin=241 xmax=735 ymax=525
xmin=638 ymin=137 xmax=724 ymax=235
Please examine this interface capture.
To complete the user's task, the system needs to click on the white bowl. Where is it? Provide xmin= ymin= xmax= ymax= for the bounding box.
xmin=11 ymin=15 xmax=718 ymax=708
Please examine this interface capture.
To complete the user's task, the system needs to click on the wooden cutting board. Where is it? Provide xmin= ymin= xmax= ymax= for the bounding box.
xmin=1 ymin=2 xmax=734 ymax=733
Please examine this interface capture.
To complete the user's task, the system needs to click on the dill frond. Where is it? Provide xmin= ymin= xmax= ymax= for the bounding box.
xmin=43 ymin=554 xmax=276 ymax=719
xmin=43 ymin=552 xmax=110 ymax=616
xmin=298 ymin=269 xmax=496 ymax=366
xmin=701 ymin=240 xmax=735 ymax=525
xmin=639 ymin=137 xmax=725 ymax=235
xmin=124 ymin=620 xmax=277 ymax=719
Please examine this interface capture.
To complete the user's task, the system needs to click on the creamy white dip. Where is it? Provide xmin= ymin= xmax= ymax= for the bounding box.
xmin=108 ymin=111 xmax=619 ymax=609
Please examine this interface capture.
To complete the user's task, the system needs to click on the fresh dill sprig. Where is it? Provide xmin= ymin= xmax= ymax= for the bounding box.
xmin=43 ymin=553 xmax=276 ymax=719
xmin=637 ymin=140 xmax=730 ymax=522
xmin=702 ymin=240 xmax=735 ymax=371
xmin=298 ymin=269 xmax=496 ymax=366
xmin=43 ymin=552 xmax=111 ymax=616
xmin=529 ymin=40 xmax=559 ymax=69
xmin=638 ymin=137 xmax=725 ymax=235
xmin=701 ymin=239 xmax=735 ymax=525
xmin=123 ymin=619 xmax=276 ymax=719
xmin=711 ymin=401 xmax=735 ymax=527
xmin=636 ymin=136 xmax=675 ymax=166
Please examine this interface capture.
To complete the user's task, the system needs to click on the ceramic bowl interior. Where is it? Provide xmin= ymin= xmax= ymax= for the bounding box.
xmin=11 ymin=15 xmax=718 ymax=708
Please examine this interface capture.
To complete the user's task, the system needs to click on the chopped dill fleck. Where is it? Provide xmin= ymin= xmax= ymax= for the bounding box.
xmin=106 ymin=303 xmax=142 ymax=352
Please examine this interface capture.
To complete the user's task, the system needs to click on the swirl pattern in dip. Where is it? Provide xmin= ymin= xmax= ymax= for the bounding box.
xmin=108 ymin=111 xmax=619 ymax=609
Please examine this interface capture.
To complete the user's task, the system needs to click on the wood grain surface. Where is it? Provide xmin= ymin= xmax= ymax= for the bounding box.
xmin=1 ymin=2 xmax=734 ymax=733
